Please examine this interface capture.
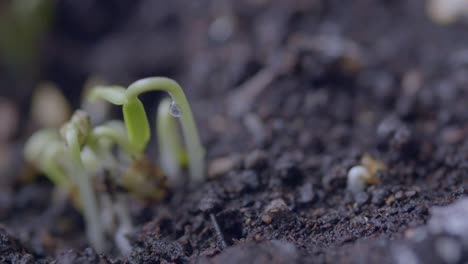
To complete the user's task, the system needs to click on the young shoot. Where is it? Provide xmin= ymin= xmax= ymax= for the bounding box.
xmin=157 ymin=98 xmax=187 ymax=187
xmin=89 ymin=120 xmax=138 ymax=158
xmin=60 ymin=110 xmax=106 ymax=252
xmin=24 ymin=77 xmax=204 ymax=254
xmin=88 ymin=77 xmax=205 ymax=183
xmin=26 ymin=111 xmax=109 ymax=252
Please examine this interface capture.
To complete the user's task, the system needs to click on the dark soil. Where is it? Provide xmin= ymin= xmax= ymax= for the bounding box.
xmin=0 ymin=0 xmax=467 ymax=263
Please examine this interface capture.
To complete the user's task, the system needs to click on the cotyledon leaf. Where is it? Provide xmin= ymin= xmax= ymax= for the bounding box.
xmin=123 ymin=98 xmax=150 ymax=153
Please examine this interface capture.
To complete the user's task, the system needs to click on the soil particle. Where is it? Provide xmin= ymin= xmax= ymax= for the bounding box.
xmin=200 ymin=240 xmax=302 ymax=264
xmin=388 ymin=198 xmax=468 ymax=264
xmin=441 ymin=126 xmax=466 ymax=145
xmin=198 ymin=195 xmax=223 ymax=214
xmin=370 ymin=188 xmax=388 ymax=206
xmin=243 ymin=113 xmax=269 ymax=145
xmin=243 ymin=150 xmax=268 ymax=170
xmin=405 ymin=190 xmax=417 ymax=198
xmin=129 ymin=237 xmax=187 ymax=264
xmin=296 ymin=182 xmax=316 ymax=204
xmin=354 ymin=191 xmax=370 ymax=206
xmin=316 ymin=198 xmax=468 ymax=264
xmin=55 ymin=248 xmax=113 ymax=264
xmin=427 ymin=198 xmax=468 ymax=241
xmin=264 ymin=198 xmax=289 ymax=215
xmin=275 ymin=153 xmax=304 ymax=186
xmin=238 ymin=170 xmax=260 ymax=191
xmin=208 ymin=155 xmax=242 ymax=179
xmin=376 ymin=115 xmax=416 ymax=155
xmin=262 ymin=198 xmax=290 ymax=225
xmin=0 ymin=226 xmax=35 ymax=263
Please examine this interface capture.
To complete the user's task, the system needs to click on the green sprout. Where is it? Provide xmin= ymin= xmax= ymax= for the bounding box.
xmin=25 ymin=111 xmax=107 ymax=252
xmin=25 ymin=112 xmax=134 ymax=253
xmin=88 ymin=77 xmax=206 ymax=183
xmin=157 ymin=98 xmax=187 ymax=187
xmin=59 ymin=111 xmax=106 ymax=252
xmin=24 ymin=77 xmax=206 ymax=253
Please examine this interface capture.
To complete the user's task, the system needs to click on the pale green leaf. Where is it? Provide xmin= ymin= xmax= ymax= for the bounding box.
xmin=123 ymin=98 xmax=150 ymax=153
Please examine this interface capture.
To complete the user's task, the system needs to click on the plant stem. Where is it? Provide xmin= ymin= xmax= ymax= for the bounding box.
xmin=64 ymin=127 xmax=106 ymax=252
xmin=157 ymin=98 xmax=184 ymax=186
xmin=92 ymin=123 xmax=138 ymax=157
xmin=88 ymin=86 xmax=128 ymax=105
xmin=114 ymin=194 xmax=133 ymax=256
xmin=127 ymin=77 xmax=205 ymax=183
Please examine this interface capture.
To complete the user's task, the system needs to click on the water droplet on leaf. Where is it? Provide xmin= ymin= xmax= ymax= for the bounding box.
xmin=169 ymin=101 xmax=182 ymax=117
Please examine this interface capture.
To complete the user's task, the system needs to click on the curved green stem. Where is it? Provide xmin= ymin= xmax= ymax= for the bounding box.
xmin=126 ymin=77 xmax=181 ymax=99
xmin=92 ymin=123 xmax=138 ymax=157
xmin=127 ymin=77 xmax=205 ymax=183
xmin=87 ymin=86 xmax=128 ymax=105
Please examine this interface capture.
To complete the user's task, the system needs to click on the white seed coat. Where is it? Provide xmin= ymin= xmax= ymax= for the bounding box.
xmin=347 ymin=165 xmax=371 ymax=193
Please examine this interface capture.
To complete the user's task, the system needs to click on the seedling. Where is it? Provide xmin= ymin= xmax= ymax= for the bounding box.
xmin=157 ymin=98 xmax=187 ymax=187
xmin=25 ymin=111 xmax=107 ymax=251
xmin=26 ymin=111 xmax=138 ymax=253
xmin=88 ymin=77 xmax=205 ymax=183
xmin=24 ymin=77 xmax=206 ymax=253
xmin=60 ymin=111 xmax=106 ymax=252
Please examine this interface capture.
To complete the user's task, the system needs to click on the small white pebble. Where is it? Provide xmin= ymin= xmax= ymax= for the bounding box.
xmin=347 ymin=165 xmax=370 ymax=193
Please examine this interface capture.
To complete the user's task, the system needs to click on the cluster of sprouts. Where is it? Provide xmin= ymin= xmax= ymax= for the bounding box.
xmin=24 ymin=77 xmax=205 ymax=253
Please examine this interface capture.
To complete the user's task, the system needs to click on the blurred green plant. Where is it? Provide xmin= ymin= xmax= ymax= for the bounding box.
xmin=157 ymin=98 xmax=188 ymax=187
xmin=0 ymin=0 xmax=54 ymax=68
xmin=24 ymin=77 xmax=205 ymax=253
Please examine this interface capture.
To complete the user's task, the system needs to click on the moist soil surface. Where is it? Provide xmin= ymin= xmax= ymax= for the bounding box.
xmin=0 ymin=0 xmax=467 ymax=263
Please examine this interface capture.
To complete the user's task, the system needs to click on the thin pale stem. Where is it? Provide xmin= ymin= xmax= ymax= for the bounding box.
xmin=92 ymin=124 xmax=138 ymax=157
xmin=114 ymin=195 xmax=133 ymax=256
xmin=87 ymin=86 xmax=128 ymax=105
xmin=65 ymin=127 xmax=106 ymax=252
xmin=157 ymin=98 xmax=184 ymax=186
